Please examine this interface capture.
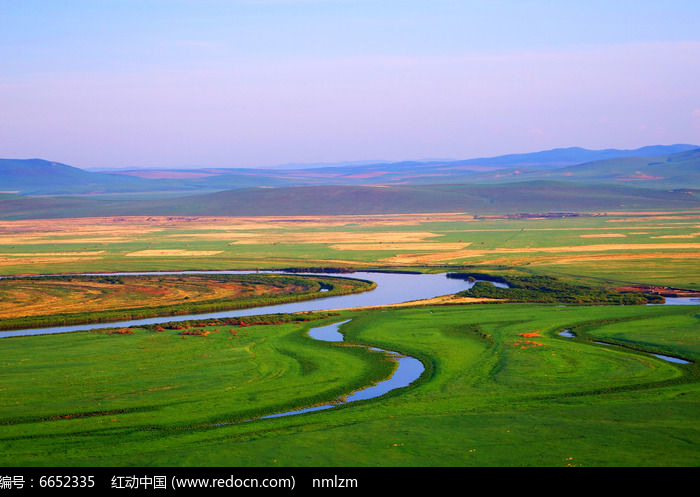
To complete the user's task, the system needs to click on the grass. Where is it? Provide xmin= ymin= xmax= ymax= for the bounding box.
xmin=0 ymin=211 xmax=699 ymax=288
xmin=1 ymin=211 xmax=699 ymax=467
xmin=451 ymin=272 xmax=664 ymax=304
xmin=0 ymin=274 xmax=375 ymax=331
xmin=1 ymin=303 xmax=698 ymax=466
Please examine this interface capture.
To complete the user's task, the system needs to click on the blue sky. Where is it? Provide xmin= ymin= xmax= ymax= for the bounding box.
xmin=2 ymin=0 xmax=699 ymax=168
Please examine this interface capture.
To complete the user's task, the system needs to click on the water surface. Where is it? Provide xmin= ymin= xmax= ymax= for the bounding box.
xmin=260 ymin=319 xmax=425 ymax=419
xmin=651 ymin=353 xmax=691 ymax=364
xmin=651 ymin=297 xmax=700 ymax=306
xmin=1 ymin=269 xmax=696 ymax=339
xmin=558 ymin=331 xmax=692 ymax=364
xmin=0 ymin=271 xmax=476 ymax=338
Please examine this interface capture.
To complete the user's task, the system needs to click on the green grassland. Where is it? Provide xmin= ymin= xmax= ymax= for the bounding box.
xmin=1 ymin=303 xmax=698 ymax=466
xmin=1 ymin=210 xmax=699 ymax=467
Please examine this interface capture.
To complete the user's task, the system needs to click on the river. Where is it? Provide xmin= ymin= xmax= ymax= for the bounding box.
xmin=0 ymin=271 xmax=475 ymax=338
xmin=0 ymin=270 xmax=694 ymax=339
xmin=1 ymin=270 xmax=693 ymax=422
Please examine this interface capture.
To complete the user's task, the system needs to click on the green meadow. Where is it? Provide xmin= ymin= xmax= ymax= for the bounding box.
xmin=1 ymin=303 xmax=698 ymax=467
xmin=1 ymin=211 xmax=699 ymax=467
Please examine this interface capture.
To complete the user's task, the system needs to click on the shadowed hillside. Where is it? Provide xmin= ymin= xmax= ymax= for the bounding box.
xmin=470 ymin=148 xmax=700 ymax=187
xmin=1 ymin=182 xmax=697 ymax=219
xmin=0 ymin=159 xmax=176 ymax=194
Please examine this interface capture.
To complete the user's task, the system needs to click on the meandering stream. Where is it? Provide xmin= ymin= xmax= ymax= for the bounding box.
xmin=558 ymin=329 xmax=693 ymax=364
xmin=0 ymin=271 xmax=477 ymax=338
xmin=257 ymin=319 xmax=425 ymax=419
xmin=0 ymin=269 xmax=694 ymax=339
xmin=0 ymin=270 xmax=694 ymax=422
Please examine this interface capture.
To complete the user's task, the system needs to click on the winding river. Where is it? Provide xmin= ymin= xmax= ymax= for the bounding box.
xmin=1 ymin=271 xmax=458 ymax=421
xmin=204 ymin=318 xmax=425 ymax=424
xmin=0 ymin=270 xmax=695 ymax=421
xmin=558 ymin=329 xmax=693 ymax=364
xmin=258 ymin=319 xmax=425 ymax=420
xmin=0 ymin=271 xmax=478 ymax=338
xmin=0 ymin=270 xmax=694 ymax=339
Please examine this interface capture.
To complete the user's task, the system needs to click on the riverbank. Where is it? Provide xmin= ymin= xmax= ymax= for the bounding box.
xmin=0 ymin=271 xmax=475 ymax=338
xmin=1 ymin=303 xmax=697 ymax=466
xmin=0 ymin=273 xmax=376 ymax=332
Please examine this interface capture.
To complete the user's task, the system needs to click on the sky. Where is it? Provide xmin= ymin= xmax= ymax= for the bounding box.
xmin=1 ymin=0 xmax=700 ymax=169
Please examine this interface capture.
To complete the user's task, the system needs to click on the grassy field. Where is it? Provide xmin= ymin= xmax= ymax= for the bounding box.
xmin=0 ymin=273 xmax=374 ymax=331
xmin=1 ymin=210 xmax=698 ymax=467
xmin=0 ymin=211 xmax=698 ymax=288
xmin=0 ymin=303 xmax=697 ymax=466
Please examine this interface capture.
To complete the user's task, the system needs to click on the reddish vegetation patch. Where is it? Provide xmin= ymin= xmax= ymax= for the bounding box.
xmin=107 ymin=328 xmax=133 ymax=335
xmin=511 ymin=338 xmax=545 ymax=349
xmin=179 ymin=330 xmax=210 ymax=337
xmin=518 ymin=332 xmax=542 ymax=338
xmin=613 ymin=285 xmax=700 ymax=298
xmin=224 ymin=318 xmax=286 ymax=326
xmin=128 ymin=285 xmax=170 ymax=296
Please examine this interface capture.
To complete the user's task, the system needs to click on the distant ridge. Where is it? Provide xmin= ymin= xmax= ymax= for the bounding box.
xmin=466 ymin=147 xmax=700 ymax=187
xmin=2 ymin=144 xmax=697 ymax=195
xmin=0 ymin=158 xmax=164 ymax=195
xmin=451 ymin=144 xmax=699 ymax=167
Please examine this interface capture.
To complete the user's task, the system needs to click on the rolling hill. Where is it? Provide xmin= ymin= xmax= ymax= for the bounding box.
xmin=2 ymin=145 xmax=698 ymax=219
xmin=1 ymin=182 xmax=697 ymax=219
xmin=0 ymin=159 xmax=166 ymax=195
xmin=3 ymin=144 xmax=697 ymax=195
xmin=108 ymin=144 xmax=700 ymax=189
xmin=465 ymin=148 xmax=700 ymax=188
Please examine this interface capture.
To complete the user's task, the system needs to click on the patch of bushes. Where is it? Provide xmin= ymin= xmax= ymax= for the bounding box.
xmin=448 ymin=273 xmax=665 ymax=305
xmin=142 ymin=311 xmax=340 ymax=332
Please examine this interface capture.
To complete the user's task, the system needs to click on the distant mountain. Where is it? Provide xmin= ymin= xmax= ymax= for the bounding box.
xmin=0 ymin=159 xmax=166 ymax=195
xmin=2 ymin=144 xmax=697 ymax=195
xmin=452 ymin=144 xmax=699 ymax=168
xmin=548 ymin=147 xmax=700 ymax=186
xmin=107 ymin=144 xmax=700 ymax=188
xmin=465 ymin=147 xmax=700 ymax=188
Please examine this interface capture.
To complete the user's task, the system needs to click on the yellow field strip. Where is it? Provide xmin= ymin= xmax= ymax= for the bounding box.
xmin=125 ymin=250 xmax=223 ymax=257
xmin=329 ymin=243 xmax=471 ymax=251
xmin=0 ymin=251 xmax=105 ymax=257
xmin=383 ymin=244 xmax=700 ymax=263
